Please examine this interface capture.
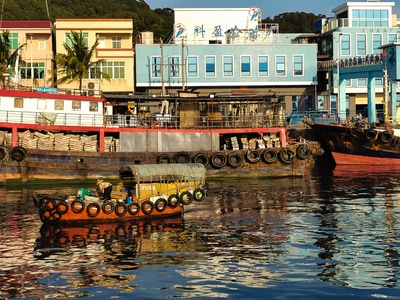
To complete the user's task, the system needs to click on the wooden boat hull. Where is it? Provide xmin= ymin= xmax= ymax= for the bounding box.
xmin=307 ymin=121 xmax=400 ymax=165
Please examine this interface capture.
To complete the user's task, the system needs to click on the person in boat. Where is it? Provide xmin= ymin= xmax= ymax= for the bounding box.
xmin=96 ymin=179 xmax=112 ymax=200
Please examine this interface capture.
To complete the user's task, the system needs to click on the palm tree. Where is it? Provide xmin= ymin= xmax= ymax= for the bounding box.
xmin=53 ymin=30 xmax=110 ymax=90
xmin=0 ymin=30 xmax=24 ymax=88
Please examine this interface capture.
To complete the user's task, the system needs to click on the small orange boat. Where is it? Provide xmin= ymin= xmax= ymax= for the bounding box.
xmin=33 ymin=163 xmax=207 ymax=223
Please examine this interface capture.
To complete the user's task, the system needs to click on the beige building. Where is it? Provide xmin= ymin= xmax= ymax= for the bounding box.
xmin=54 ymin=18 xmax=134 ymax=94
xmin=0 ymin=20 xmax=54 ymax=89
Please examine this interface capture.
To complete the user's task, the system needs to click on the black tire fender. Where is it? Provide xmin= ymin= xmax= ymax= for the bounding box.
xmin=180 ymin=191 xmax=193 ymax=205
xmin=155 ymin=198 xmax=168 ymax=212
xmin=56 ymin=201 xmax=69 ymax=214
xmin=246 ymin=149 xmax=261 ymax=163
xmin=227 ymin=152 xmax=243 ymax=168
xmin=141 ymin=201 xmax=154 ymax=215
xmin=115 ymin=202 xmax=127 ymax=217
xmin=192 ymin=152 xmax=209 ymax=167
xmin=364 ymin=129 xmax=377 ymax=141
xmin=157 ymin=153 xmax=173 ymax=164
xmin=71 ymin=199 xmax=85 ymax=214
xmin=262 ymin=148 xmax=277 ymax=163
xmin=279 ymin=148 xmax=295 ymax=164
xmin=379 ymin=131 xmax=392 ymax=144
xmin=127 ymin=202 xmax=140 ymax=215
xmin=193 ymin=188 xmax=205 ymax=201
xmin=209 ymin=152 xmax=227 ymax=169
xmin=102 ymin=201 xmax=115 ymax=214
xmin=0 ymin=146 xmax=9 ymax=161
xmin=296 ymin=144 xmax=311 ymax=160
xmin=174 ymin=151 xmax=190 ymax=163
xmin=11 ymin=146 xmax=26 ymax=162
xmin=86 ymin=202 xmax=101 ymax=218
xmin=350 ymin=128 xmax=364 ymax=139
xmin=168 ymin=194 xmax=180 ymax=208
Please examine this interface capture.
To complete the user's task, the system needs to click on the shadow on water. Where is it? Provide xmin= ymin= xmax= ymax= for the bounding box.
xmin=1 ymin=169 xmax=400 ymax=299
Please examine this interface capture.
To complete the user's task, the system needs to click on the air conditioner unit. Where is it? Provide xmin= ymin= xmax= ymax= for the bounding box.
xmin=87 ymin=81 xmax=100 ymax=96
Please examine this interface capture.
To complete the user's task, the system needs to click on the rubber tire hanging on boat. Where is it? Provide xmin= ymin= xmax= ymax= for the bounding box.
xmin=141 ymin=201 xmax=154 ymax=215
xmin=11 ymin=146 xmax=26 ymax=162
xmin=379 ymin=131 xmax=392 ymax=144
xmin=71 ymin=199 xmax=85 ymax=213
xmin=296 ymin=144 xmax=311 ymax=160
xmin=157 ymin=153 xmax=173 ymax=164
xmin=174 ymin=151 xmax=190 ymax=163
xmin=363 ymin=129 xmax=376 ymax=141
xmin=56 ymin=201 xmax=69 ymax=214
xmin=192 ymin=152 xmax=209 ymax=167
xmin=350 ymin=128 xmax=364 ymax=139
xmin=227 ymin=152 xmax=243 ymax=168
xmin=155 ymin=198 xmax=168 ymax=212
xmin=102 ymin=201 xmax=115 ymax=214
xmin=262 ymin=148 xmax=277 ymax=163
xmin=279 ymin=148 xmax=295 ymax=164
xmin=115 ymin=202 xmax=127 ymax=217
xmin=44 ymin=199 xmax=56 ymax=211
xmin=0 ymin=146 xmax=8 ymax=162
xmin=246 ymin=149 xmax=261 ymax=163
xmin=168 ymin=194 xmax=180 ymax=208
xmin=180 ymin=191 xmax=193 ymax=205
xmin=127 ymin=202 xmax=140 ymax=215
xmin=209 ymin=152 xmax=227 ymax=169
xmin=193 ymin=188 xmax=205 ymax=201
xmin=86 ymin=202 xmax=101 ymax=218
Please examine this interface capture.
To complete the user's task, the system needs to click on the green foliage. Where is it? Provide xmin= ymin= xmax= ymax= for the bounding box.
xmin=263 ymin=12 xmax=325 ymax=33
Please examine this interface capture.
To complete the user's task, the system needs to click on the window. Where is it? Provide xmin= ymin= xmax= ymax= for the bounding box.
xmin=223 ymin=56 xmax=233 ymax=77
xmin=258 ymin=56 xmax=268 ymax=76
xmin=352 ymin=9 xmax=389 ymax=27
xmin=112 ymin=37 xmax=122 ymax=49
xmin=38 ymin=39 xmax=46 ymax=51
xmin=89 ymin=62 xmax=125 ymax=79
xmin=240 ymin=56 xmax=251 ymax=76
xmin=373 ymin=34 xmax=382 ymax=55
xmin=8 ymin=33 xmax=18 ymax=49
xmin=205 ymin=56 xmax=215 ymax=77
xmin=169 ymin=56 xmax=180 ymax=77
xmin=65 ymin=32 xmax=88 ymax=48
xmin=151 ymin=57 xmax=162 ymax=78
xmin=357 ymin=34 xmax=366 ymax=56
xmin=55 ymin=100 xmax=64 ymax=110
xmin=358 ymin=78 xmax=367 ymax=86
xmin=72 ymin=101 xmax=81 ymax=111
xmin=89 ymin=102 xmax=98 ymax=112
xmin=187 ymin=56 xmax=198 ymax=78
xmin=20 ymin=62 xmax=45 ymax=79
xmin=276 ymin=55 xmax=286 ymax=76
xmin=341 ymin=34 xmax=350 ymax=56
xmin=293 ymin=55 xmax=303 ymax=76
xmin=389 ymin=33 xmax=397 ymax=43
xmin=14 ymin=98 xmax=23 ymax=108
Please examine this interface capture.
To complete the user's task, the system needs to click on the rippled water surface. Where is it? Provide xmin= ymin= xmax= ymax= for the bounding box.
xmin=1 ymin=165 xmax=400 ymax=299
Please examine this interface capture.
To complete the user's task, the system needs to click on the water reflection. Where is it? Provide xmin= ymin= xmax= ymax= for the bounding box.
xmin=0 ymin=172 xmax=399 ymax=299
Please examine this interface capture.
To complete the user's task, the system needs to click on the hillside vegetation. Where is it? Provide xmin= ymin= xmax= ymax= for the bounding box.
xmin=0 ymin=0 xmax=322 ymax=40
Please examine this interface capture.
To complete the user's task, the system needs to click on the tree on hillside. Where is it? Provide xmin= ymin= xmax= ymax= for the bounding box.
xmin=263 ymin=12 xmax=324 ymax=33
xmin=52 ymin=30 xmax=110 ymax=90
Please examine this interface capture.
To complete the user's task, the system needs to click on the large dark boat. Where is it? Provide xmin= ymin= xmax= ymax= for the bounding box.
xmin=0 ymin=88 xmax=320 ymax=184
xmin=307 ymin=119 xmax=400 ymax=165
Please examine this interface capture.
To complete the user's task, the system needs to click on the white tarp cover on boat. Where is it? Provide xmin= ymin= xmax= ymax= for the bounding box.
xmin=119 ymin=163 xmax=206 ymax=182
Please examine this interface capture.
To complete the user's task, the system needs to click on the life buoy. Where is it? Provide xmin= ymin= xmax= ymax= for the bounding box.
xmin=141 ymin=201 xmax=154 ymax=215
xmin=192 ymin=152 xmax=209 ymax=167
xmin=157 ymin=153 xmax=173 ymax=164
xmin=193 ymin=188 xmax=205 ymax=201
xmin=262 ymin=148 xmax=277 ymax=163
xmin=210 ymin=152 xmax=227 ymax=169
xmin=56 ymin=201 xmax=69 ymax=214
xmin=296 ymin=144 xmax=311 ymax=160
xmin=379 ymin=131 xmax=392 ymax=144
xmin=180 ymin=191 xmax=193 ymax=205
xmin=227 ymin=152 xmax=243 ymax=168
xmin=0 ymin=146 xmax=9 ymax=162
xmin=11 ymin=146 xmax=26 ymax=162
xmin=350 ymin=128 xmax=364 ymax=139
xmin=102 ymin=201 xmax=115 ymax=214
xmin=71 ymin=199 xmax=85 ymax=213
xmin=279 ymin=148 xmax=295 ymax=164
xmin=115 ymin=202 xmax=127 ymax=217
xmin=364 ymin=129 xmax=376 ymax=141
xmin=127 ymin=202 xmax=140 ymax=215
xmin=174 ymin=151 xmax=190 ymax=163
xmin=168 ymin=194 xmax=180 ymax=208
xmin=155 ymin=198 xmax=168 ymax=212
xmin=246 ymin=149 xmax=261 ymax=163
xmin=86 ymin=202 xmax=101 ymax=218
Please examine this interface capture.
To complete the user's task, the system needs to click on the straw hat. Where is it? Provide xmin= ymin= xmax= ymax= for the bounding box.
xmin=96 ymin=178 xmax=104 ymax=185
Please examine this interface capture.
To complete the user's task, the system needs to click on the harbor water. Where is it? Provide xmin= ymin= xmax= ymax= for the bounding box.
xmin=0 ymin=164 xmax=400 ymax=299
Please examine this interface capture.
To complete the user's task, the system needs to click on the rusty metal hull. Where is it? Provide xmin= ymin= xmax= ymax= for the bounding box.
xmin=0 ymin=145 xmax=314 ymax=184
xmin=307 ymin=122 xmax=400 ymax=165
